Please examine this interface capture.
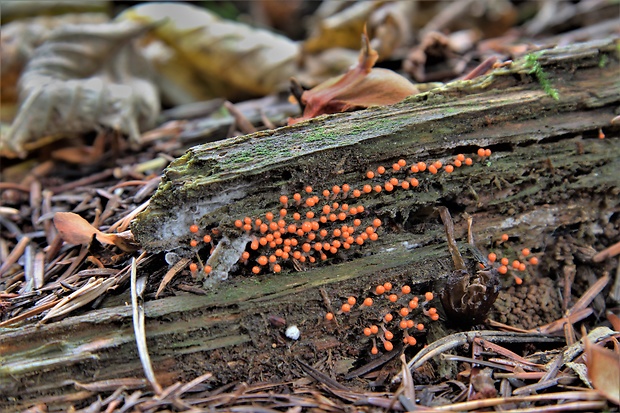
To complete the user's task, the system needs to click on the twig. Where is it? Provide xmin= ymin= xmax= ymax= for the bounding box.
xmin=437 ymin=206 xmax=466 ymax=270
xmin=344 ymin=341 xmax=402 ymax=379
xmin=49 ymin=169 xmax=114 ymax=194
xmin=398 ymin=354 xmax=416 ymax=411
xmin=39 ymin=276 xmax=117 ymax=323
xmin=0 ymin=299 xmax=59 ymax=327
xmin=426 ymin=390 xmax=604 ymax=411
xmin=474 ymin=337 xmax=543 ymax=369
xmin=592 ymin=241 xmax=620 ymax=262
xmin=396 ymin=331 xmax=563 ymax=384
xmin=131 ymin=256 xmax=162 ymax=395
xmin=224 ymin=101 xmax=257 ymax=134
xmin=156 ymin=257 xmax=191 ymax=298
xmin=297 ymin=359 xmax=351 ymax=392
xmin=108 ymin=199 xmax=150 ymax=232
xmin=570 ymin=274 xmax=610 ymax=315
xmin=535 ymin=308 xmax=593 ymax=335
xmin=0 ymin=236 xmax=31 ymax=277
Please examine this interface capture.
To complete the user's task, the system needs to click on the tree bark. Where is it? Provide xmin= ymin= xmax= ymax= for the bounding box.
xmin=1 ymin=38 xmax=619 ymax=411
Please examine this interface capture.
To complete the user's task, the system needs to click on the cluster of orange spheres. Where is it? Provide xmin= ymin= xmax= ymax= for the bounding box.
xmin=325 ymin=283 xmax=440 ymax=355
xmin=487 ymin=234 xmax=539 ymax=285
xmin=186 ymin=148 xmax=493 ymax=277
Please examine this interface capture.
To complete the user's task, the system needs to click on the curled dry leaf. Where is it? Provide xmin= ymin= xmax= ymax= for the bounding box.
xmin=53 ymin=212 xmax=139 ymax=252
xmin=0 ymin=13 xmax=109 ymax=108
xmin=118 ymin=3 xmax=299 ymax=102
xmin=304 ymin=0 xmax=416 ymax=57
xmin=2 ymin=19 xmax=160 ymax=158
xmin=304 ymin=1 xmax=381 ymax=54
xmin=584 ymin=334 xmax=620 ymax=404
xmin=289 ymin=30 xmax=418 ymax=125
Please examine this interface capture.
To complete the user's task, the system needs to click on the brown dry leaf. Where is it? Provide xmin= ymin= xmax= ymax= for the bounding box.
xmin=607 ymin=312 xmax=620 ymax=332
xmin=118 ymin=3 xmax=299 ymax=103
xmin=289 ymin=30 xmax=418 ymax=125
xmin=54 ymin=212 xmax=104 ymax=246
xmin=53 ymin=212 xmax=138 ymax=252
xmin=1 ymin=19 xmax=160 ymax=158
xmin=584 ymin=334 xmax=620 ymax=404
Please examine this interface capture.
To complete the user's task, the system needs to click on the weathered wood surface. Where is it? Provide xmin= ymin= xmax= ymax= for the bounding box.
xmin=1 ymin=38 xmax=619 ymax=411
xmin=133 ymin=38 xmax=619 ymax=256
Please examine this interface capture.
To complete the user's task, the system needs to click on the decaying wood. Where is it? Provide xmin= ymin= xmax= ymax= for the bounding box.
xmin=133 ymin=37 xmax=619 ymax=281
xmin=1 ymin=38 xmax=619 ymax=411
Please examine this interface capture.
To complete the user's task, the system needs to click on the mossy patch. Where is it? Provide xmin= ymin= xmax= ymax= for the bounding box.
xmin=524 ymin=52 xmax=560 ymax=100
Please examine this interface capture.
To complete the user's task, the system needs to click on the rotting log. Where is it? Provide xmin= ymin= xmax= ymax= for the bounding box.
xmin=1 ymin=38 xmax=619 ymax=411
xmin=132 ymin=37 xmax=619 ymax=283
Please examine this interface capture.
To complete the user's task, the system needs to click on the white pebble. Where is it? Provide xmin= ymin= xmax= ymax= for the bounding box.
xmin=285 ymin=325 xmax=300 ymax=340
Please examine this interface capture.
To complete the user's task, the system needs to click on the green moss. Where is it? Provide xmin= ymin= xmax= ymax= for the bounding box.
xmin=524 ymin=52 xmax=560 ymax=100
xmin=598 ymin=54 xmax=609 ymax=68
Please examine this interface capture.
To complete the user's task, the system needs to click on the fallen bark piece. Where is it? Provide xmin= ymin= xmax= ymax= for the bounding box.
xmin=132 ymin=38 xmax=620 ymax=288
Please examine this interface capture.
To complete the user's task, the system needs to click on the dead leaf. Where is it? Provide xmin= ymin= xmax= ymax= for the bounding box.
xmin=53 ymin=212 xmax=139 ymax=252
xmin=118 ymin=3 xmax=299 ymax=102
xmin=584 ymin=334 xmax=620 ymax=404
xmin=289 ymin=29 xmax=418 ymax=125
xmin=0 ymin=13 xmax=109 ymax=110
xmin=54 ymin=212 xmax=103 ymax=246
xmin=607 ymin=311 xmax=620 ymax=332
xmin=303 ymin=1 xmax=382 ymax=55
xmin=2 ymin=19 xmax=160 ymax=157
